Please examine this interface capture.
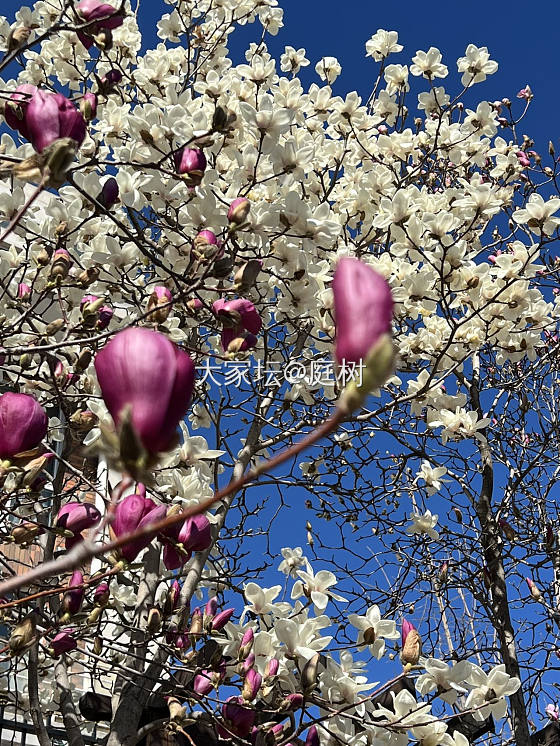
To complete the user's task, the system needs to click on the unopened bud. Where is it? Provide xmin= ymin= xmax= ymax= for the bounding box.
xmin=301 ymin=653 xmax=320 ymax=694
xmin=11 ymin=522 xmax=44 ymax=545
xmin=146 ymin=607 xmax=162 ymax=633
xmin=9 ymin=615 xmax=36 ymax=654
xmin=45 ymin=318 xmax=65 ymax=336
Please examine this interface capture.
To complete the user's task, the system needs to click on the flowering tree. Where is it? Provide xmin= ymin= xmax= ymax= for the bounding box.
xmin=0 ymin=2 xmax=558 ymax=746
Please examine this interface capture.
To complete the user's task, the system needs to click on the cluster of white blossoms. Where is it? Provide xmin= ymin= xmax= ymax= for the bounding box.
xmin=0 ymin=0 xmax=554 ymax=740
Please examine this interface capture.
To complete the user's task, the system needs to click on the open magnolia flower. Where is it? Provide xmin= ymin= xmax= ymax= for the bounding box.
xmin=465 ymin=664 xmax=521 ymax=720
xmin=416 ymin=658 xmax=473 ymax=704
xmin=348 ymin=605 xmax=400 ymax=659
xmin=291 ymin=561 xmax=347 ymax=612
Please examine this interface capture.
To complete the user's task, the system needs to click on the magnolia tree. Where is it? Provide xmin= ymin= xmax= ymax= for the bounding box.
xmin=0 ymin=1 xmax=558 ymax=745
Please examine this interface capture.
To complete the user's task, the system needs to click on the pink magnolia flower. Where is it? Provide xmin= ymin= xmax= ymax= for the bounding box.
xmin=56 ymin=502 xmax=102 ymax=547
xmin=305 ymin=726 xmax=319 ymax=746
xmin=213 ymin=298 xmax=262 ymax=352
xmin=146 ymin=286 xmax=173 ymax=323
xmin=0 ymin=392 xmax=48 ymax=459
xmin=94 ymin=582 xmax=110 ymax=606
xmin=174 ymin=147 xmax=207 ymax=184
xmin=49 ymin=629 xmax=78 ymax=658
xmin=17 ymin=283 xmax=31 ymax=300
xmin=112 ymin=493 xmax=167 ymax=562
xmin=76 ymin=0 xmax=124 ymax=49
xmin=332 ymin=257 xmax=393 ymax=366
xmin=61 ymin=571 xmax=85 ymax=617
xmin=212 ymin=608 xmax=235 ymax=630
xmin=220 ymin=697 xmax=255 ymax=738
xmin=228 ymin=197 xmax=250 ymax=225
xmin=25 ymin=90 xmax=87 ymax=152
xmin=94 ymin=327 xmax=195 ymax=454
xmin=401 ymin=618 xmax=421 ymax=664
xmin=242 ymin=668 xmax=262 ymax=701
xmin=160 ymin=514 xmax=212 ymax=571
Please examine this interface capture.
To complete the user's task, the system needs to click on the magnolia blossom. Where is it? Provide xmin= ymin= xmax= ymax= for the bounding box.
xmin=278 ymin=547 xmax=307 ymax=577
xmin=406 ymin=510 xmax=440 ymax=541
xmin=348 ymin=605 xmax=399 ymax=659
xmin=291 ymin=561 xmax=347 ymax=612
xmin=365 ymin=29 xmax=403 ymax=61
xmin=416 ymin=658 xmax=472 ymax=704
xmin=416 ymin=461 xmax=449 ymax=495
xmin=465 ymin=664 xmax=521 ymax=720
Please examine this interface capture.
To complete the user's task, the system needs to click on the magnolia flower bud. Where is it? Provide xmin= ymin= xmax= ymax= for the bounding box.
xmin=221 ymin=697 xmax=255 ymax=738
xmin=242 ymin=668 xmax=262 ymax=701
xmin=499 ymin=518 xmax=516 ymax=541
xmin=193 ymin=670 xmax=214 ymax=696
xmin=61 ymin=571 xmax=85 ymax=620
xmin=9 ymin=615 xmax=36 ymax=654
xmin=305 ymin=726 xmax=320 ymax=746
xmin=161 ymin=514 xmax=212 ymax=571
xmin=97 ymin=177 xmax=119 ymax=209
xmin=146 ymin=286 xmax=173 ymax=324
xmin=69 ymin=409 xmax=97 ymax=432
xmin=401 ymin=618 xmax=421 ymax=665
xmin=80 ymin=93 xmax=98 ymax=121
xmin=189 ymin=607 xmax=203 ymax=636
xmin=264 ymin=658 xmax=279 ymax=678
xmin=26 ymin=90 xmax=87 ymax=153
xmin=94 ymin=582 xmax=110 ymax=606
xmin=75 ymin=0 xmax=124 ymax=50
xmin=56 ymin=501 xmax=101 ymax=540
xmin=227 ymin=197 xmax=250 ymax=226
xmin=212 ymin=607 xmax=235 ymax=631
xmin=186 ymin=298 xmax=204 ymax=315
xmin=280 ymin=693 xmax=304 ymax=711
xmin=111 ymin=493 xmax=166 ymax=562
xmin=94 ymin=328 xmax=195 ymax=457
xmin=526 ymin=577 xmax=542 ymax=601
xmin=233 ymin=259 xmax=262 ymax=292
xmin=193 ymin=229 xmax=218 ymax=251
xmin=0 ymin=392 xmax=47 ymax=459
xmin=238 ymin=628 xmax=254 ymax=660
xmin=174 ymin=147 xmax=207 ymax=185
xmin=49 ymin=248 xmax=73 ymax=280
xmin=49 ymin=629 xmax=77 ymax=658
xmin=17 ymin=283 xmax=31 ymax=301
xmin=146 ymin=607 xmax=162 ymax=633
xmin=333 ymin=257 xmax=394 ymax=411
xmin=11 ymin=521 xmax=44 ymax=545
xmin=99 ymin=69 xmax=122 ymax=92
xmin=301 ymin=652 xmax=320 ymax=694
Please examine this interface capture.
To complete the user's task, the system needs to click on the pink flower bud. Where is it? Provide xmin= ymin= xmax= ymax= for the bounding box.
xmin=49 ymin=629 xmax=77 ymax=658
xmin=227 ymin=197 xmax=250 ymax=225
xmin=333 ymin=257 xmax=393 ymax=367
xmin=401 ymin=618 xmax=421 ymax=664
xmin=0 ymin=392 xmax=48 ymax=458
xmin=98 ymin=177 xmax=119 ymax=209
xmin=193 ymin=670 xmax=214 ymax=696
xmin=213 ymin=298 xmax=262 ymax=335
xmin=94 ymin=582 xmax=110 ymax=606
xmin=194 ymin=229 xmax=218 ymax=247
xmin=305 ymin=726 xmax=319 ymax=746
xmin=94 ymin=328 xmax=195 ymax=455
xmin=99 ymin=69 xmax=122 ymax=91
xmin=169 ymin=580 xmax=181 ymax=610
xmin=242 ymin=668 xmax=262 ymax=701
xmin=239 ymin=628 xmax=254 ymax=659
xmin=221 ymin=697 xmax=255 ymax=738
xmin=56 ymin=501 xmax=101 ymax=535
xmin=17 ymin=283 xmax=31 ymax=300
xmin=401 ymin=618 xmax=415 ymax=647
xmin=174 ymin=147 xmax=207 ymax=184
xmin=97 ymin=306 xmax=114 ymax=330
xmin=526 ymin=577 xmax=542 ymax=600
xmin=112 ymin=493 xmax=167 ymax=562
xmin=212 ymin=608 xmax=235 ymax=630
xmin=205 ymin=597 xmax=218 ymax=618
xmin=265 ymin=658 xmax=279 ymax=677
xmin=76 ymin=0 xmax=124 ymax=49
xmin=146 ymin=286 xmax=173 ymax=323
xmin=25 ymin=90 xmax=87 ymax=153
xmin=80 ymin=92 xmax=98 ymax=121
xmin=516 ymin=151 xmax=531 ymax=168
xmin=221 ymin=330 xmax=258 ymax=354
xmin=517 ymin=85 xmax=532 ymax=100
xmin=546 ymin=704 xmax=560 ymax=721
xmin=61 ymin=571 xmax=85 ymax=617
xmin=282 ymin=693 xmax=304 ymax=711
xmin=161 ymin=514 xmax=212 ymax=571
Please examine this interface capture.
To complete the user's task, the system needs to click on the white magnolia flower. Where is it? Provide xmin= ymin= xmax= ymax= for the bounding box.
xmin=465 ymin=663 xmax=521 ymax=720
xmin=348 ymin=605 xmax=399 ymax=659
xmin=243 ymin=582 xmax=283 ymax=615
xmin=416 ymin=658 xmax=472 ymax=704
xmin=280 ymin=46 xmax=310 ymax=73
xmin=365 ymin=29 xmax=403 ymax=61
xmin=457 ymin=44 xmax=498 ymax=86
xmin=315 ymin=56 xmax=342 ymax=84
xmin=512 ymin=194 xmax=560 ymax=236
xmin=274 ymin=613 xmax=332 ymax=661
xmin=416 ymin=461 xmax=449 ymax=495
xmin=406 ymin=510 xmax=440 ymax=541
xmin=278 ymin=546 xmax=307 ymax=577
xmin=292 ymin=561 xmax=347 ymax=612
xmin=410 ymin=48 xmax=448 ymax=78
